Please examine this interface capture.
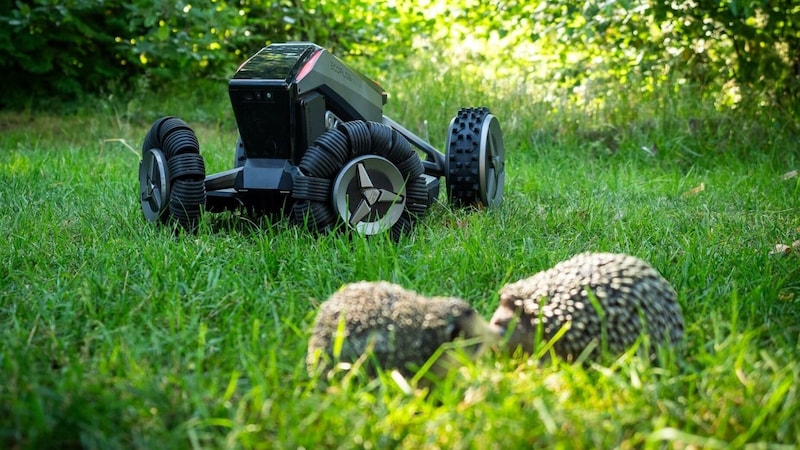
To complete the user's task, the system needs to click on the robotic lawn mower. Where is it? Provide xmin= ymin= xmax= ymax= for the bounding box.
xmin=138 ymin=42 xmax=506 ymax=237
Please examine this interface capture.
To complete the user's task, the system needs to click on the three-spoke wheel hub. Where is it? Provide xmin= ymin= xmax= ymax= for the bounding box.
xmin=332 ymin=155 xmax=406 ymax=235
xmin=139 ymin=148 xmax=169 ymax=222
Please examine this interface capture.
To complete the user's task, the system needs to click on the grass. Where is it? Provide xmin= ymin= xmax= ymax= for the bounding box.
xmin=1 ymin=58 xmax=799 ymax=449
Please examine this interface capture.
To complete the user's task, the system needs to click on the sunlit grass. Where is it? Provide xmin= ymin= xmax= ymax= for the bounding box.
xmin=1 ymin=58 xmax=799 ymax=448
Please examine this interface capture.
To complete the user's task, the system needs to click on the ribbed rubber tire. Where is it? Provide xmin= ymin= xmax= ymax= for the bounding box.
xmin=169 ymin=179 xmax=205 ymax=229
xmin=167 ymin=153 xmax=206 ymax=181
xmin=140 ymin=116 xmax=206 ymax=231
xmin=292 ymin=120 xmax=430 ymax=237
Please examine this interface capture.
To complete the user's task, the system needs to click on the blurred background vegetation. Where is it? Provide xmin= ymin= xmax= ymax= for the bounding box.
xmin=1 ymin=0 xmax=798 ymax=116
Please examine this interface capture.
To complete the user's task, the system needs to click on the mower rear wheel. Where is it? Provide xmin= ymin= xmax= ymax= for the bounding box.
xmin=445 ymin=107 xmax=505 ymax=208
xmin=139 ymin=116 xmax=206 ymax=231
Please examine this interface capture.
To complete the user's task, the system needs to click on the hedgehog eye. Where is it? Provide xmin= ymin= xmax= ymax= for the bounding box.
xmin=446 ymin=322 xmax=461 ymax=342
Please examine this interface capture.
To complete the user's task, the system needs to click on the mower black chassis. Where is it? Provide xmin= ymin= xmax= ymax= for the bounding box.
xmin=138 ymin=42 xmax=505 ymax=237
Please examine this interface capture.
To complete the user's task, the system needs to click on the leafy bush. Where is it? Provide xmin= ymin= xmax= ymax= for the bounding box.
xmin=391 ymin=0 xmax=799 ymax=114
xmin=652 ymin=0 xmax=800 ymax=109
xmin=0 ymin=0 xmax=402 ymax=108
xmin=0 ymin=0 xmax=138 ymax=106
xmin=1 ymin=0 xmax=798 ymax=114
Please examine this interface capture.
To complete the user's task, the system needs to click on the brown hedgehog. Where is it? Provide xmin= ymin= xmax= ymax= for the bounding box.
xmin=489 ymin=252 xmax=684 ymax=361
xmin=307 ymin=281 xmax=497 ymax=379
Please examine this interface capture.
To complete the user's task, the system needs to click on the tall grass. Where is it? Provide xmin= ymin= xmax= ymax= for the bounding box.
xmin=1 ymin=57 xmax=799 ymax=449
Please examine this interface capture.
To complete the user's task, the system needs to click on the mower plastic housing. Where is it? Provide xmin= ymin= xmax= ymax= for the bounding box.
xmin=138 ymin=42 xmax=505 ymax=236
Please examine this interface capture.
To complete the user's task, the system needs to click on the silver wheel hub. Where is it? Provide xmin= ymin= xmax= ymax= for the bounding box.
xmin=332 ymin=155 xmax=406 ymax=235
xmin=139 ymin=148 xmax=169 ymax=221
xmin=479 ymin=114 xmax=505 ymax=207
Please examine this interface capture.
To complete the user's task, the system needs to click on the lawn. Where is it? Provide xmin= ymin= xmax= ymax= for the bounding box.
xmin=1 ymin=60 xmax=799 ymax=449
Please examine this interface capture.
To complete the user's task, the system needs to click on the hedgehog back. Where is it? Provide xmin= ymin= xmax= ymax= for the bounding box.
xmin=496 ymin=253 xmax=684 ymax=359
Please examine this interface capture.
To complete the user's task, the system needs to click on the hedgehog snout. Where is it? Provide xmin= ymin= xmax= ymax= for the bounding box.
xmin=489 ymin=303 xmax=539 ymax=354
xmin=487 ymin=304 xmax=515 ymax=337
xmin=450 ymin=308 xmax=502 ymax=349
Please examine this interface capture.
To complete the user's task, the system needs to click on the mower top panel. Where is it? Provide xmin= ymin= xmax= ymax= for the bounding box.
xmin=232 ymin=43 xmax=317 ymax=81
xmin=229 ymin=42 xmax=387 ymax=161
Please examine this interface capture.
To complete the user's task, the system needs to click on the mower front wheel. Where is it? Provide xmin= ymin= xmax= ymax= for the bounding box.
xmin=292 ymin=120 xmax=430 ymax=237
xmin=332 ymin=155 xmax=407 ymax=235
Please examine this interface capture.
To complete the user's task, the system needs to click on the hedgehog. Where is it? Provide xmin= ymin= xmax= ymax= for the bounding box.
xmin=307 ymin=281 xmax=498 ymax=380
xmin=489 ymin=252 xmax=684 ymax=361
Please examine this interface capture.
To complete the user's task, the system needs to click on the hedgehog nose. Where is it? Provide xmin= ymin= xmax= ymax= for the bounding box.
xmin=488 ymin=310 xmax=512 ymax=335
xmin=489 ymin=322 xmax=506 ymax=337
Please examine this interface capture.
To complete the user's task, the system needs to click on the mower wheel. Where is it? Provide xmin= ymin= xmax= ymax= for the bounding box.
xmin=445 ymin=107 xmax=505 ymax=208
xmin=139 ymin=116 xmax=206 ymax=231
xmin=292 ymin=120 xmax=430 ymax=236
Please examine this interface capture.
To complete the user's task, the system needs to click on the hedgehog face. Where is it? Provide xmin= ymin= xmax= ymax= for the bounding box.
xmin=420 ymin=298 xmax=499 ymax=378
xmin=488 ymin=299 xmax=530 ymax=354
xmin=433 ymin=298 xmax=495 ymax=343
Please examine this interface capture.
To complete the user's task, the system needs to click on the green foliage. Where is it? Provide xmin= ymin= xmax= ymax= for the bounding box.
xmin=0 ymin=0 xmax=138 ymax=105
xmin=392 ymin=0 xmax=800 ymax=113
xmin=1 ymin=0 xmax=799 ymax=114
xmin=0 ymin=0 xmax=401 ymax=107
xmin=652 ymin=0 xmax=800 ymax=106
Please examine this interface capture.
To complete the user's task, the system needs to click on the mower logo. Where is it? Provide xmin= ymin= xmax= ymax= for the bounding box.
xmin=329 ymin=60 xmax=353 ymax=83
